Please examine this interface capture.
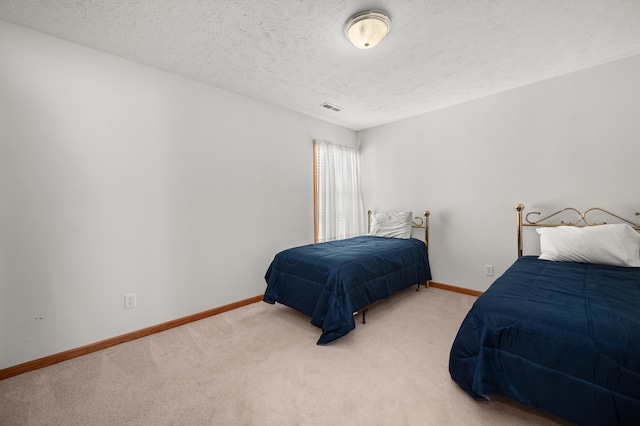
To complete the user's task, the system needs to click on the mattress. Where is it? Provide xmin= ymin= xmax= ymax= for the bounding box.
xmin=449 ymin=256 xmax=640 ymax=425
xmin=264 ymin=235 xmax=431 ymax=344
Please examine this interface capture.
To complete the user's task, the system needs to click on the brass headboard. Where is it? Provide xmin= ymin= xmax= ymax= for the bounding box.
xmin=367 ymin=210 xmax=430 ymax=248
xmin=515 ymin=203 xmax=640 ymax=257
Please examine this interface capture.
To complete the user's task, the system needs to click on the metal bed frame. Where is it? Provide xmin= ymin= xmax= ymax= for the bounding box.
xmin=515 ymin=203 xmax=640 ymax=257
xmin=357 ymin=210 xmax=431 ymax=324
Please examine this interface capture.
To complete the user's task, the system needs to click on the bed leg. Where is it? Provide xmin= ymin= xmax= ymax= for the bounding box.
xmin=416 ymin=283 xmax=420 ymax=291
xmin=362 ymin=309 xmax=367 ymax=324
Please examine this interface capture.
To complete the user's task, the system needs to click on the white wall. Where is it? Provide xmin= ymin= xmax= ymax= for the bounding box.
xmin=0 ymin=21 xmax=356 ymax=370
xmin=359 ymin=54 xmax=640 ymax=291
xmin=3 ymin=19 xmax=639 ymax=371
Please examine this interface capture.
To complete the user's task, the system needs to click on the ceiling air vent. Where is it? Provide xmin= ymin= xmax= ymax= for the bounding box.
xmin=320 ymin=102 xmax=343 ymax=112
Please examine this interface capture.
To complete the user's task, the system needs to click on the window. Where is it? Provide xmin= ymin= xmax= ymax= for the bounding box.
xmin=314 ymin=140 xmax=365 ymax=242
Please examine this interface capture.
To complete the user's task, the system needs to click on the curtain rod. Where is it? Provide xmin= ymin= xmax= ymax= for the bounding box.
xmin=313 ymin=139 xmax=360 ymax=150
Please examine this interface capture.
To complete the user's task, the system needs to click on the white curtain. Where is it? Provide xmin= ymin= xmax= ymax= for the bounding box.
xmin=315 ymin=140 xmax=365 ymax=242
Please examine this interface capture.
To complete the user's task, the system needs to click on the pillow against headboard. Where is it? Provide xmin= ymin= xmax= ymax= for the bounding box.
xmin=369 ymin=211 xmax=413 ymax=239
xmin=537 ymin=224 xmax=640 ymax=267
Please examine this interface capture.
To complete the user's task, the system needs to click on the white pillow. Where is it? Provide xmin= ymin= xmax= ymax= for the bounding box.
xmin=537 ymin=224 xmax=640 ymax=267
xmin=368 ymin=211 xmax=413 ymax=239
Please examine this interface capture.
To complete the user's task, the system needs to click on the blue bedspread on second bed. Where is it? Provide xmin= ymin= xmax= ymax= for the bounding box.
xmin=263 ymin=236 xmax=431 ymax=344
xmin=449 ymin=256 xmax=640 ymax=425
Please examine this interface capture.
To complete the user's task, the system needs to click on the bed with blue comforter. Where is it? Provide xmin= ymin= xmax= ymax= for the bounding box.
xmin=449 ymin=255 xmax=640 ymax=425
xmin=263 ymin=235 xmax=431 ymax=344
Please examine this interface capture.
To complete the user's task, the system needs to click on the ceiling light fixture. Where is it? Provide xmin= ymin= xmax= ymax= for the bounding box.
xmin=344 ymin=11 xmax=391 ymax=49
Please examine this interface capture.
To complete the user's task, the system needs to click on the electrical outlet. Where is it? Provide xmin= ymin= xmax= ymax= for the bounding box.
xmin=485 ymin=265 xmax=494 ymax=276
xmin=125 ymin=293 xmax=137 ymax=309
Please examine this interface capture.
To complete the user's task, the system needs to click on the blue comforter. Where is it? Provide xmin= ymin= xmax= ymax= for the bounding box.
xmin=449 ymin=256 xmax=640 ymax=425
xmin=264 ymin=236 xmax=431 ymax=344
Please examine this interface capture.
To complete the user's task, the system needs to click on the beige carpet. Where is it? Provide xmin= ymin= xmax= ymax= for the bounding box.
xmin=0 ymin=288 xmax=570 ymax=425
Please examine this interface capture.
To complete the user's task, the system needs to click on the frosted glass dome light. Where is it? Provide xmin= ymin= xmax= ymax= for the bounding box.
xmin=344 ymin=11 xmax=391 ymax=49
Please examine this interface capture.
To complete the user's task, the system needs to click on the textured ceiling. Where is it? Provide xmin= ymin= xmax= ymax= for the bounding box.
xmin=2 ymin=1 xmax=640 ymax=131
